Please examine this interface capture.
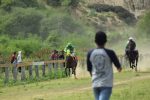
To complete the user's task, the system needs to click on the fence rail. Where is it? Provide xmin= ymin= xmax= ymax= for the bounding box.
xmin=0 ymin=54 xmax=147 ymax=83
xmin=0 ymin=60 xmax=65 ymax=68
xmin=0 ymin=59 xmax=66 ymax=83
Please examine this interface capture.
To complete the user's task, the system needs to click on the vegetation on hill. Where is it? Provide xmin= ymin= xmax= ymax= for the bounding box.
xmin=0 ymin=0 xmax=149 ymax=57
xmin=137 ymin=11 xmax=150 ymax=37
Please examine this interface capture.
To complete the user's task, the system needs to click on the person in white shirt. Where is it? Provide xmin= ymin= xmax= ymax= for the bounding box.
xmin=17 ymin=51 xmax=22 ymax=72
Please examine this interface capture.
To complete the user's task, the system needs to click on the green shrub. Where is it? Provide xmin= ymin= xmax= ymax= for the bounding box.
xmin=40 ymin=13 xmax=85 ymax=38
xmin=47 ymin=0 xmax=79 ymax=7
xmin=0 ymin=35 xmax=43 ymax=56
xmin=13 ymin=0 xmax=39 ymax=8
xmin=137 ymin=11 xmax=150 ymax=37
xmin=0 ymin=0 xmax=13 ymax=11
xmin=68 ymin=0 xmax=79 ymax=8
xmin=0 ymin=8 xmax=43 ymax=36
xmin=45 ymin=30 xmax=61 ymax=49
xmin=47 ymin=0 xmax=61 ymax=6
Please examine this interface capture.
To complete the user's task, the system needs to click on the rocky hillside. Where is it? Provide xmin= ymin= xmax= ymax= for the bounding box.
xmin=73 ymin=1 xmax=138 ymax=32
xmin=87 ymin=0 xmax=150 ymax=10
xmin=72 ymin=0 xmax=150 ymax=32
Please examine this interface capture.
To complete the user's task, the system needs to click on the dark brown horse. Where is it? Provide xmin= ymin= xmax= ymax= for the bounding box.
xmin=126 ymin=50 xmax=139 ymax=71
xmin=65 ymin=55 xmax=78 ymax=79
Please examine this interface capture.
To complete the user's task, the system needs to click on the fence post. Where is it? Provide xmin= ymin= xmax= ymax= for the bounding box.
xmin=54 ymin=62 xmax=58 ymax=79
xmin=48 ymin=63 xmax=52 ymax=78
xmin=29 ymin=65 xmax=33 ymax=79
xmin=4 ymin=66 xmax=9 ymax=83
xmin=42 ymin=64 xmax=46 ymax=76
xmin=35 ymin=65 xmax=39 ymax=78
xmin=60 ymin=62 xmax=65 ymax=77
xmin=13 ymin=64 xmax=17 ymax=81
xmin=21 ymin=66 xmax=26 ymax=81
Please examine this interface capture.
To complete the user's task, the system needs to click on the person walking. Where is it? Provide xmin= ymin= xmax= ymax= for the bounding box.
xmin=17 ymin=51 xmax=22 ymax=72
xmin=86 ymin=31 xmax=122 ymax=100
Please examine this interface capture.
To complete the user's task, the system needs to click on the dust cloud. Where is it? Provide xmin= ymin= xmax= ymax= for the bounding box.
xmin=138 ymin=53 xmax=150 ymax=71
xmin=75 ymin=53 xmax=150 ymax=78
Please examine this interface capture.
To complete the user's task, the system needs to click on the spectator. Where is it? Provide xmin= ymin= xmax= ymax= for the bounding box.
xmin=17 ymin=51 xmax=22 ymax=72
xmin=11 ymin=51 xmax=17 ymax=64
xmin=86 ymin=31 xmax=122 ymax=100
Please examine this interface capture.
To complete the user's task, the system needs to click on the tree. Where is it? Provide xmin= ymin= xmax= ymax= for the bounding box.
xmin=0 ymin=0 xmax=13 ymax=11
xmin=69 ymin=0 xmax=79 ymax=8
xmin=47 ymin=0 xmax=61 ymax=6
xmin=13 ymin=0 xmax=39 ymax=7
xmin=137 ymin=11 xmax=150 ymax=37
xmin=45 ymin=31 xmax=61 ymax=48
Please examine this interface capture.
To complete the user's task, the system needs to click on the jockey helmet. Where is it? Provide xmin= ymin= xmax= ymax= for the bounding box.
xmin=67 ymin=42 xmax=72 ymax=46
xmin=129 ymin=37 xmax=133 ymax=40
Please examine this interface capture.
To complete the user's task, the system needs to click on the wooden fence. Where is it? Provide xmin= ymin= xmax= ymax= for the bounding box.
xmin=0 ymin=60 xmax=66 ymax=83
xmin=0 ymin=54 xmax=146 ymax=83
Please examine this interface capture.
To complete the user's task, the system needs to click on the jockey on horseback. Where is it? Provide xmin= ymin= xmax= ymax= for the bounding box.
xmin=125 ymin=37 xmax=136 ymax=57
xmin=125 ymin=37 xmax=139 ymax=69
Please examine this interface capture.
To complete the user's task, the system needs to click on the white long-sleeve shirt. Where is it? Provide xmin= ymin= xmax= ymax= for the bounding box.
xmin=17 ymin=51 xmax=22 ymax=63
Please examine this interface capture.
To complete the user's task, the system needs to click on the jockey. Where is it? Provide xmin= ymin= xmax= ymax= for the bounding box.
xmin=125 ymin=37 xmax=136 ymax=57
xmin=64 ymin=43 xmax=77 ymax=60
xmin=64 ymin=42 xmax=75 ymax=56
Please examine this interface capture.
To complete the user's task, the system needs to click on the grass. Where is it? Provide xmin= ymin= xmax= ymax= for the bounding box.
xmin=112 ymin=78 xmax=150 ymax=100
xmin=0 ymin=71 xmax=150 ymax=100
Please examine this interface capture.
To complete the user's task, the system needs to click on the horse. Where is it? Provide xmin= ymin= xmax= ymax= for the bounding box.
xmin=65 ymin=55 xmax=78 ymax=79
xmin=126 ymin=50 xmax=139 ymax=71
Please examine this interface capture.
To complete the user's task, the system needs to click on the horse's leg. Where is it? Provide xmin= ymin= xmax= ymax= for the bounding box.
xmin=135 ymin=51 xmax=139 ymax=72
xmin=135 ymin=57 xmax=138 ymax=72
xmin=136 ymin=51 xmax=139 ymax=67
xmin=74 ymin=67 xmax=77 ymax=79
xmin=71 ymin=66 xmax=77 ymax=79
xmin=129 ymin=60 xmax=133 ymax=69
xmin=136 ymin=57 xmax=138 ymax=67
xmin=74 ymin=61 xmax=78 ymax=79
xmin=68 ymin=68 xmax=70 ymax=77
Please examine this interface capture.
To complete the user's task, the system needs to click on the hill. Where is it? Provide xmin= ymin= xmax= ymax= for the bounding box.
xmin=0 ymin=0 xmax=149 ymax=55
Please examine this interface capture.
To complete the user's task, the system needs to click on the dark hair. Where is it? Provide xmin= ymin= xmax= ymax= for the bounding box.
xmin=14 ymin=52 xmax=16 ymax=54
xmin=95 ymin=31 xmax=107 ymax=46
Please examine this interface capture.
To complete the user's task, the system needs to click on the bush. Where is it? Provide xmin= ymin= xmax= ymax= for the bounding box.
xmin=40 ymin=13 xmax=85 ymax=37
xmin=47 ymin=0 xmax=61 ymax=6
xmin=69 ymin=0 xmax=80 ymax=8
xmin=0 ymin=34 xmax=43 ymax=57
xmin=0 ymin=8 xmax=43 ymax=36
xmin=45 ymin=30 xmax=61 ymax=49
xmin=47 ymin=0 xmax=79 ymax=7
xmin=137 ymin=11 xmax=150 ymax=37
xmin=0 ymin=0 xmax=13 ymax=11
xmin=13 ymin=0 xmax=38 ymax=8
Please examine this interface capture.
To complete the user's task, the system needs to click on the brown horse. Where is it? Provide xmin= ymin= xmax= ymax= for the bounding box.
xmin=65 ymin=55 xmax=78 ymax=79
